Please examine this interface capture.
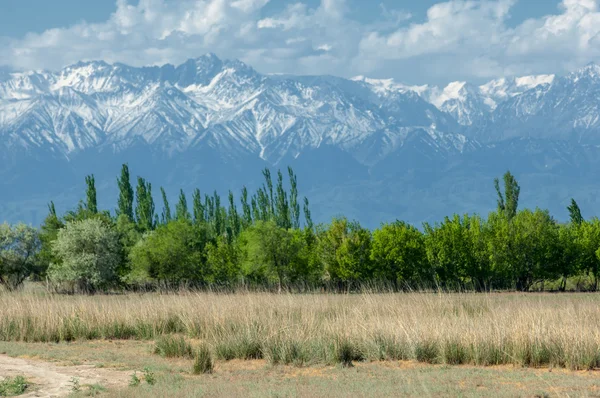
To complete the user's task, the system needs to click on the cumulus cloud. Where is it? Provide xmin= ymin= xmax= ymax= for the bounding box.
xmin=1 ymin=0 xmax=600 ymax=84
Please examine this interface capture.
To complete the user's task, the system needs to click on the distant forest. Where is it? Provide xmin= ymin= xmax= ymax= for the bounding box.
xmin=1 ymin=165 xmax=599 ymax=293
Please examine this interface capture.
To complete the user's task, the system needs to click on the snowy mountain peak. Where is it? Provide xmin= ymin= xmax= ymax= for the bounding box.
xmin=569 ymin=62 xmax=600 ymax=81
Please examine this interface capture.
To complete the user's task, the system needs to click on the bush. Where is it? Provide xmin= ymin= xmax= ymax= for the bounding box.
xmin=0 ymin=223 xmax=41 ymax=291
xmin=48 ymin=219 xmax=121 ymax=293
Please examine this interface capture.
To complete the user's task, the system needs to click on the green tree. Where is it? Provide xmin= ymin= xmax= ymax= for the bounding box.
xmin=0 ymin=223 xmax=41 ymax=290
xmin=160 ymin=187 xmax=172 ymax=224
xmin=303 ymin=197 xmax=313 ymax=230
xmin=192 ymin=189 xmax=204 ymax=224
xmin=239 ymin=221 xmax=303 ymax=292
xmin=49 ymin=218 xmax=121 ymax=293
xmin=240 ymin=187 xmax=252 ymax=227
xmin=85 ymin=174 xmax=98 ymax=214
xmin=317 ymin=218 xmax=372 ymax=289
xmin=274 ymin=170 xmax=291 ymax=229
xmin=288 ymin=167 xmax=300 ymax=229
xmin=487 ymin=209 xmax=559 ymax=291
xmin=424 ymin=214 xmax=493 ymax=290
xmin=175 ymin=189 xmax=191 ymax=221
xmin=568 ymin=198 xmax=583 ymax=225
xmin=494 ymin=171 xmax=520 ymax=221
xmin=206 ymin=236 xmax=240 ymax=285
xmin=38 ymin=202 xmax=64 ymax=273
xmin=128 ymin=220 xmax=210 ymax=287
xmin=579 ymin=219 xmax=600 ymax=291
xmin=371 ymin=221 xmax=429 ymax=289
xmin=135 ymin=177 xmax=155 ymax=232
xmin=227 ymin=191 xmax=241 ymax=238
xmin=557 ymin=223 xmax=580 ymax=291
xmin=117 ymin=164 xmax=134 ymax=221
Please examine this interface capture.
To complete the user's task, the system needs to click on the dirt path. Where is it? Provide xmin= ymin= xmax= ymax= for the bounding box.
xmin=0 ymin=354 xmax=130 ymax=397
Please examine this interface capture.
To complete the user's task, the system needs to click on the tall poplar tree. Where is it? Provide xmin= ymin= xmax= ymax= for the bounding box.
xmin=117 ymin=164 xmax=134 ymax=221
xmin=213 ymin=191 xmax=223 ymax=235
xmin=241 ymin=186 xmax=252 ymax=226
xmin=175 ymin=189 xmax=190 ymax=221
xmin=85 ymin=174 xmax=97 ymax=214
xmin=228 ymin=191 xmax=241 ymax=237
xmin=160 ymin=187 xmax=172 ymax=224
xmin=288 ymin=167 xmax=300 ymax=229
xmin=303 ymin=197 xmax=313 ymax=230
xmin=135 ymin=177 xmax=155 ymax=232
xmin=494 ymin=171 xmax=520 ymax=221
xmin=568 ymin=198 xmax=583 ymax=225
xmin=275 ymin=170 xmax=291 ymax=229
xmin=192 ymin=189 xmax=204 ymax=224
xmin=262 ymin=168 xmax=275 ymax=218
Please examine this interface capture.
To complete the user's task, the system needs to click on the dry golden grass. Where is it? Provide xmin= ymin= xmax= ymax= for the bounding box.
xmin=1 ymin=289 xmax=599 ymax=369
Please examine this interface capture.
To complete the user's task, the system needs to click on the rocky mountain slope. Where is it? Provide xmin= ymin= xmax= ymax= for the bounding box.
xmin=1 ymin=55 xmax=600 ymax=226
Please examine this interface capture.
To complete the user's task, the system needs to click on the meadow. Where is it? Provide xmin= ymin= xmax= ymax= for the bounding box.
xmin=1 ymin=289 xmax=600 ymax=370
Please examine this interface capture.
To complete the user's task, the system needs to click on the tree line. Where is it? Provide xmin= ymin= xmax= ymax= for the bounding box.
xmin=1 ymin=166 xmax=600 ymax=293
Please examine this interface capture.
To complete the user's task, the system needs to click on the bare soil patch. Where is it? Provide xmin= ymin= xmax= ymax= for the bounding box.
xmin=0 ymin=354 xmax=130 ymax=397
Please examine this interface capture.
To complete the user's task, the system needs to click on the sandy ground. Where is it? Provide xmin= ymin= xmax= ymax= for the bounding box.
xmin=0 ymin=354 xmax=130 ymax=397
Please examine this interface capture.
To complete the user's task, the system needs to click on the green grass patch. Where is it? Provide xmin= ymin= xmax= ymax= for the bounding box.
xmin=0 ymin=376 xmax=28 ymax=397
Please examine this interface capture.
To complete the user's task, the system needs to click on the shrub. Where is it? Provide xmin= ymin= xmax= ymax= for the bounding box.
xmin=0 ymin=223 xmax=41 ymax=291
xmin=49 ymin=219 xmax=121 ymax=293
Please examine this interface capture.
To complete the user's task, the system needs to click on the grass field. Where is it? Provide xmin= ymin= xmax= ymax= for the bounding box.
xmin=1 ymin=289 xmax=600 ymax=369
xmin=1 ymin=289 xmax=600 ymax=396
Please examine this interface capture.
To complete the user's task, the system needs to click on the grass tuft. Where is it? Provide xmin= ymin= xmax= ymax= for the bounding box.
xmin=154 ymin=336 xmax=193 ymax=359
xmin=192 ymin=345 xmax=214 ymax=374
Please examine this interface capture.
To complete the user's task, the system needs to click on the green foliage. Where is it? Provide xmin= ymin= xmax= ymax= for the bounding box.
xmin=117 ymin=164 xmax=134 ymax=221
xmin=128 ymin=220 xmax=209 ymax=285
xmin=143 ymin=367 xmax=156 ymax=385
xmin=317 ymin=218 xmax=373 ymax=286
xmin=371 ymin=221 xmax=429 ymax=288
xmin=192 ymin=188 xmax=204 ymax=224
xmin=135 ymin=177 xmax=155 ymax=232
xmin=17 ymin=165 xmax=600 ymax=293
xmin=0 ymin=375 xmax=28 ymax=396
xmin=205 ymin=236 xmax=240 ymax=285
xmin=159 ymin=187 xmax=172 ymax=224
xmin=487 ymin=209 xmax=560 ymax=291
xmin=568 ymin=198 xmax=583 ymax=225
xmin=424 ymin=214 xmax=492 ymax=290
xmin=239 ymin=221 xmax=305 ymax=291
xmin=175 ymin=189 xmax=191 ymax=221
xmin=0 ymin=223 xmax=41 ymax=290
xmin=129 ymin=372 xmax=141 ymax=387
xmin=494 ymin=171 xmax=520 ymax=221
xmin=49 ymin=218 xmax=121 ymax=292
xmin=85 ymin=174 xmax=98 ymax=214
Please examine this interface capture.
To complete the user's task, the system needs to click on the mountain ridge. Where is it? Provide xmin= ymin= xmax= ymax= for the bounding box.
xmin=2 ymin=55 xmax=600 ymax=227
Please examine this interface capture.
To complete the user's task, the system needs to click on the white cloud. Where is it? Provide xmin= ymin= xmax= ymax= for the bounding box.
xmin=1 ymin=0 xmax=600 ymax=84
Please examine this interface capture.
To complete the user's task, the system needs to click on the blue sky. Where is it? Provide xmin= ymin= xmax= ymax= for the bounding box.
xmin=0 ymin=0 xmax=598 ymax=84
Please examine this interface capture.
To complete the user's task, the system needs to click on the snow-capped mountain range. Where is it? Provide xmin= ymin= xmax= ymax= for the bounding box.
xmin=2 ymin=54 xmax=600 ymax=226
